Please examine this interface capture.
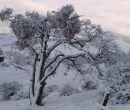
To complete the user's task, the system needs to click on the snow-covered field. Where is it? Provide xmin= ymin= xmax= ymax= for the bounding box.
xmin=0 ymin=33 xmax=130 ymax=110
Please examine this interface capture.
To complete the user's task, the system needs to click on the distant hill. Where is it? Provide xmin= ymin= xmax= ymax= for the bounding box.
xmin=0 ymin=33 xmax=8 ymax=36
xmin=0 ymin=32 xmax=130 ymax=53
xmin=103 ymin=31 xmax=130 ymax=53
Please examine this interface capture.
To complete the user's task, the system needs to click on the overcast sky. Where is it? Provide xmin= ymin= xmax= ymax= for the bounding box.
xmin=0 ymin=0 xmax=130 ymax=36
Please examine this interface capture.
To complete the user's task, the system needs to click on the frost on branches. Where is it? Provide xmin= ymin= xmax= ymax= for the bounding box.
xmin=0 ymin=7 xmax=13 ymax=21
xmin=101 ymin=63 xmax=130 ymax=104
xmin=0 ymin=4 xmax=103 ymax=106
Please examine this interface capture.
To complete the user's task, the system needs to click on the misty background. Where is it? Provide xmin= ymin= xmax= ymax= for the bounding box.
xmin=0 ymin=0 xmax=130 ymax=36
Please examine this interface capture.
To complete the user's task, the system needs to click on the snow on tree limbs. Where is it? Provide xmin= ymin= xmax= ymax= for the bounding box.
xmin=0 ymin=4 xmax=103 ymax=105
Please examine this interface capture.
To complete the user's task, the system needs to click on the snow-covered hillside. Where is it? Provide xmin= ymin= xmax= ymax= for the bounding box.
xmin=103 ymin=32 xmax=130 ymax=53
xmin=0 ymin=33 xmax=130 ymax=110
xmin=0 ymin=34 xmax=16 ymax=52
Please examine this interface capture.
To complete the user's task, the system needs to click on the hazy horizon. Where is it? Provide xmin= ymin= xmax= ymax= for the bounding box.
xmin=0 ymin=0 xmax=130 ymax=37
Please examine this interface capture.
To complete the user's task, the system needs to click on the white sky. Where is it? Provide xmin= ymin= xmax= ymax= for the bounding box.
xmin=0 ymin=0 xmax=130 ymax=36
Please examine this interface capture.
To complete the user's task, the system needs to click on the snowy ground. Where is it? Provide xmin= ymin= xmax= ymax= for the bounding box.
xmin=0 ymin=34 xmax=130 ymax=110
xmin=0 ymin=90 xmax=99 ymax=110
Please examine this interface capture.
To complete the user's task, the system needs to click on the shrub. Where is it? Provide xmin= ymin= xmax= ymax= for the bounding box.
xmin=42 ymin=85 xmax=59 ymax=98
xmin=0 ymin=81 xmax=23 ymax=101
xmin=100 ymin=63 xmax=130 ymax=104
xmin=45 ymin=85 xmax=58 ymax=93
xmin=81 ymin=80 xmax=98 ymax=91
xmin=10 ymin=91 xmax=29 ymax=101
xmin=108 ymin=73 xmax=130 ymax=104
xmin=0 ymin=61 xmax=10 ymax=68
xmin=59 ymin=84 xmax=81 ymax=97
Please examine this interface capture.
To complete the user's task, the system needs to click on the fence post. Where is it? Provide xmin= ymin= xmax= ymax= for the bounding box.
xmin=101 ymin=92 xmax=110 ymax=110
xmin=0 ymin=48 xmax=4 ymax=63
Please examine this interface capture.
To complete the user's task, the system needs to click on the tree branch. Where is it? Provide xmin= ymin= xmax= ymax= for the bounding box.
xmin=40 ymin=53 xmax=86 ymax=83
xmin=46 ymin=40 xmax=63 ymax=57
xmin=44 ymin=53 xmax=64 ymax=72
xmin=8 ymin=58 xmax=30 ymax=75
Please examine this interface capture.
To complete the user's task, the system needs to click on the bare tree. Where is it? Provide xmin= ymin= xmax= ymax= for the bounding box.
xmin=0 ymin=5 xmax=103 ymax=105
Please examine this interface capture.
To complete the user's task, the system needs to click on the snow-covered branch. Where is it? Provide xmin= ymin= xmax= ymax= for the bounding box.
xmin=8 ymin=58 xmax=30 ymax=75
xmin=46 ymin=40 xmax=63 ymax=57
xmin=40 ymin=53 xmax=86 ymax=83
xmin=44 ymin=53 xmax=64 ymax=72
xmin=64 ymin=58 xmax=85 ymax=74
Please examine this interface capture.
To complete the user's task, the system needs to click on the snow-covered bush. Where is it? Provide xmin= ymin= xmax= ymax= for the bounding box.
xmin=0 ymin=61 xmax=10 ymax=67
xmin=59 ymin=84 xmax=81 ymax=96
xmin=109 ymin=73 xmax=130 ymax=104
xmin=101 ymin=63 xmax=130 ymax=104
xmin=45 ymin=85 xmax=58 ymax=93
xmin=10 ymin=91 xmax=29 ymax=101
xmin=0 ymin=81 xmax=23 ymax=101
xmin=82 ymin=80 xmax=98 ymax=91
xmin=42 ymin=85 xmax=59 ymax=98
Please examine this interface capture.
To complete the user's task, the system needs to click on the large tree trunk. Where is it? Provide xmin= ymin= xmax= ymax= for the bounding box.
xmin=36 ymin=82 xmax=46 ymax=105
